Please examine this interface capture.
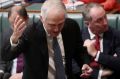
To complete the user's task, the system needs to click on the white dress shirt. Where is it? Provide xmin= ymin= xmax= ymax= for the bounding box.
xmin=88 ymin=28 xmax=104 ymax=79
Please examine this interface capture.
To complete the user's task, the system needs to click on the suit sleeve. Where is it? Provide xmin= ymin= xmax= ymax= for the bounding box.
xmin=1 ymin=24 xmax=32 ymax=61
xmin=98 ymin=29 xmax=120 ymax=73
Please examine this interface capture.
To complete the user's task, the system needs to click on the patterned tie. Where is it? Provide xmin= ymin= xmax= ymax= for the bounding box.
xmin=17 ymin=54 xmax=24 ymax=73
xmin=89 ymin=35 xmax=100 ymax=68
xmin=53 ymin=37 xmax=66 ymax=79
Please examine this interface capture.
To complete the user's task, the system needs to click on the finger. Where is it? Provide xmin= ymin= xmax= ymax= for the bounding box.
xmin=87 ymin=68 xmax=93 ymax=74
xmin=18 ymin=24 xmax=26 ymax=34
xmin=17 ymin=21 xmax=26 ymax=31
xmin=80 ymin=73 xmax=90 ymax=78
xmin=83 ymin=39 xmax=90 ymax=46
xmin=14 ymin=19 xmax=22 ymax=32
xmin=15 ymin=19 xmax=24 ymax=31
xmin=14 ymin=15 xmax=19 ymax=25
xmin=91 ymin=40 xmax=96 ymax=44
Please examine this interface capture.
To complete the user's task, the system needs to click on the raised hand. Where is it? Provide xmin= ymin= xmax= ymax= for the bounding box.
xmin=83 ymin=39 xmax=97 ymax=57
xmin=11 ymin=15 xmax=27 ymax=44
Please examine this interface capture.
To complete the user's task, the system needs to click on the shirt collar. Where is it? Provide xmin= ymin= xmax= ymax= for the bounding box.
xmin=88 ymin=28 xmax=103 ymax=39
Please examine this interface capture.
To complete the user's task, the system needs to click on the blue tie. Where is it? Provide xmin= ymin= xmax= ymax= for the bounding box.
xmin=53 ymin=37 xmax=66 ymax=79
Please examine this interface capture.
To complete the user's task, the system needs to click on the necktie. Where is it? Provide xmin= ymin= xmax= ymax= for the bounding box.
xmin=17 ymin=54 xmax=24 ymax=73
xmin=89 ymin=35 xmax=100 ymax=68
xmin=53 ymin=37 xmax=66 ymax=79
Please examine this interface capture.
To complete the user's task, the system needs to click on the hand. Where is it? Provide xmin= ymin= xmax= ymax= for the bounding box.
xmin=102 ymin=69 xmax=113 ymax=77
xmin=80 ymin=64 xmax=93 ymax=78
xmin=9 ymin=73 xmax=23 ymax=79
xmin=83 ymin=39 xmax=97 ymax=57
xmin=11 ymin=15 xmax=26 ymax=44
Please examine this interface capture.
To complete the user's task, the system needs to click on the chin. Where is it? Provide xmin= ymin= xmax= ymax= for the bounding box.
xmin=51 ymin=34 xmax=59 ymax=37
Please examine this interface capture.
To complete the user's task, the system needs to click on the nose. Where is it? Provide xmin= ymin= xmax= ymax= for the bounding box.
xmin=54 ymin=27 xmax=59 ymax=32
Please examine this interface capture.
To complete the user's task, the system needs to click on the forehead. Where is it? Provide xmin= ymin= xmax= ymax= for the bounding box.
xmin=89 ymin=7 xmax=105 ymax=20
xmin=46 ymin=9 xmax=65 ymax=22
xmin=10 ymin=11 xmax=18 ymax=18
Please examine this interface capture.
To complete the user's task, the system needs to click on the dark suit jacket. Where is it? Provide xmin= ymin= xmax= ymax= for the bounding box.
xmin=82 ymin=27 xmax=120 ymax=79
xmin=1 ymin=24 xmax=26 ymax=79
xmin=1 ymin=18 xmax=86 ymax=79
xmin=0 ymin=27 xmax=13 ymax=79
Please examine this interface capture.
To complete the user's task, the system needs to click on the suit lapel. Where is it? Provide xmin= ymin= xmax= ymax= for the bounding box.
xmin=103 ymin=29 xmax=113 ymax=54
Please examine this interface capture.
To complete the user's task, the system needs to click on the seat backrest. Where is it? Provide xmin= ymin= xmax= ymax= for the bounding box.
xmin=67 ymin=13 xmax=83 ymax=29
xmin=107 ymin=14 xmax=118 ymax=29
xmin=0 ymin=13 xmax=2 ymax=53
xmin=117 ymin=15 xmax=120 ymax=30
xmin=1 ymin=13 xmax=11 ymax=33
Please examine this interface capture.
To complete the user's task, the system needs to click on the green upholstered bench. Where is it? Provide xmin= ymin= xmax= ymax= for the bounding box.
xmin=117 ymin=15 xmax=120 ymax=30
xmin=0 ymin=13 xmax=119 ymax=54
xmin=107 ymin=14 xmax=118 ymax=29
xmin=0 ymin=13 xmax=119 ymax=32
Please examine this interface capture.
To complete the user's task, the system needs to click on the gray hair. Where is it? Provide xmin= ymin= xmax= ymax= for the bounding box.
xmin=82 ymin=2 xmax=104 ymax=21
xmin=40 ymin=0 xmax=67 ymax=20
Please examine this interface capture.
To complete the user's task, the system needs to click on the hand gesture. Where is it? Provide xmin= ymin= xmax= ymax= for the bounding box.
xmin=83 ymin=39 xmax=97 ymax=57
xmin=80 ymin=64 xmax=93 ymax=78
xmin=11 ymin=15 xmax=27 ymax=44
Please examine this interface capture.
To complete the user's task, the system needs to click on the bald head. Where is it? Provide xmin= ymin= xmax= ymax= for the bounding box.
xmin=41 ymin=0 xmax=67 ymax=21
xmin=40 ymin=0 xmax=67 ymax=37
xmin=82 ymin=2 xmax=104 ymax=21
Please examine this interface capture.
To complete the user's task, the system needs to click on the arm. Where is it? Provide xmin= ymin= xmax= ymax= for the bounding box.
xmin=81 ymin=64 xmax=113 ymax=78
xmin=1 ymin=16 xmax=27 ymax=61
xmin=84 ymin=37 xmax=120 ymax=73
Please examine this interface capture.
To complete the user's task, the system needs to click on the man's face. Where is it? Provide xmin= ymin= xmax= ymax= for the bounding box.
xmin=42 ymin=11 xmax=65 ymax=37
xmin=88 ymin=7 xmax=108 ymax=34
xmin=9 ymin=11 xmax=18 ymax=28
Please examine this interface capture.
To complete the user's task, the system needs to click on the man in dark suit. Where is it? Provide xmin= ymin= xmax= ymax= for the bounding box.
xmin=81 ymin=2 xmax=120 ymax=79
xmin=1 ymin=5 xmax=29 ymax=79
xmin=1 ymin=0 xmax=87 ymax=79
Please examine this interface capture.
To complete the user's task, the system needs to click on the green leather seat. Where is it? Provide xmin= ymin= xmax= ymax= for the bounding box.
xmin=1 ymin=13 xmax=10 ymax=32
xmin=107 ymin=14 xmax=118 ymax=29
xmin=117 ymin=15 xmax=120 ymax=30
xmin=33 ymin=13 xmax=84 ymax=30
xmin=67 ymin=13 xmax=83 ymax=29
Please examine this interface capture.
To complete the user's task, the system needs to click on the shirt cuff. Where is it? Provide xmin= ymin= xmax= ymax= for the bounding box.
xmin=0 ymin=70 xmax=4 ymax=73
xmin=94 ymin=51 xmax=100 ymax=61
xmin=98 ymin=69 xmax=103 ymax=79
xmin=10 ymin=36 xmax=19 ymax=47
